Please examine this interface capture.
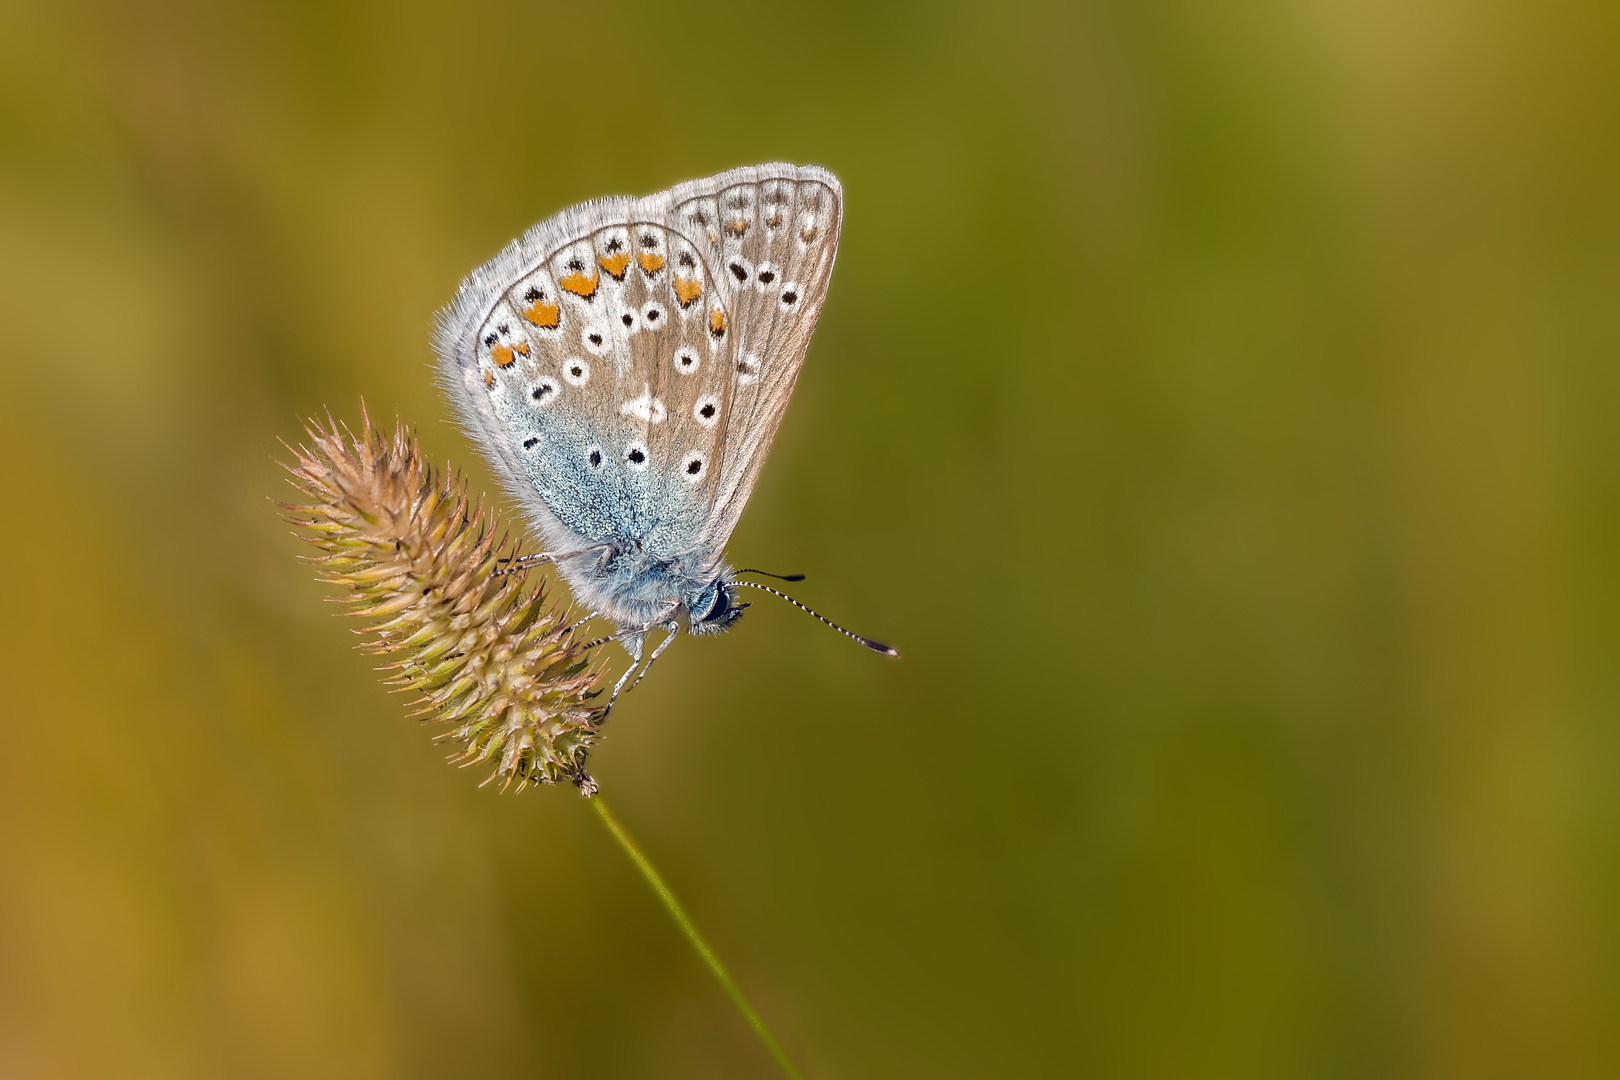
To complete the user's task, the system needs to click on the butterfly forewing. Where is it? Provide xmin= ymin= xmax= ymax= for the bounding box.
xmin=687 ymin=175 xmax=841 ymax=549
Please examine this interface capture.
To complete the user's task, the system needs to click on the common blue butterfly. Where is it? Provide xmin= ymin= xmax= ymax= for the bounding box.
xmin=434 ymin=164 xmax=896 ymax=704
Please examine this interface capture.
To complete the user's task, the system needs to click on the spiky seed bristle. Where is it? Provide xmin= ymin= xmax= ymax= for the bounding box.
xmin=280 ymin=405 xmax=606 ymax=794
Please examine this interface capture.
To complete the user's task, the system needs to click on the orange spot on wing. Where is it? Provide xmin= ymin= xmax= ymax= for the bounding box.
xmin=723 ymin=219 xmax=748 ymax=238
xmin=708 ymin=309 xmax=726 ymax=336
xmin=523 ymin=299 xmax=559 ymax=327
xmin=483 ymin=368 xmax=495 ymax=388
xmin=638 ymin=252 xmax=665 ymax=275
xmin=491 ymin=343 xmax=516 ymax=367
xmin=674 ymin=278 xmax=703 ymax=307
xmin=513 ymin=341 xmax=530 ymax=357
xmin=598 ymin=252 xmax=629 ymax=279
xmin=560 ymin=270 xmax=598 ymax=299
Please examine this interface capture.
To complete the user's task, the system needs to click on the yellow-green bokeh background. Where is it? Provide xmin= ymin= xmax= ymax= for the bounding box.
xmin=2 ymin=1 xmax=1617 ymax=1076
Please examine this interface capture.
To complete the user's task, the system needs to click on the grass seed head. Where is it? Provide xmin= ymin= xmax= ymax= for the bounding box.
xmin=281 ymin=406 xmax=606 ymax=794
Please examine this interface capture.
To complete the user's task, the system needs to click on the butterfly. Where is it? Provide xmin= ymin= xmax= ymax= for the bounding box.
xmin=434 ymin=163 xmax=896 ymax=703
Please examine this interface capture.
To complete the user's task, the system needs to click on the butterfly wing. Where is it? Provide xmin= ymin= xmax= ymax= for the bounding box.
xmin=433 ymin=164 xmax=839 ymax=577
xmin=664 ymin=168 xmax=843 ymax=554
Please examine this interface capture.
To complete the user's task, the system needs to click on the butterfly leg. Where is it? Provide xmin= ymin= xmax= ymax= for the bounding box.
xmin=627 ymin=622 xmax=680 ymax=693
xmin=600 ymin=604 xmax=682 ymax=708
xmin=606 ymin=631 xmax=647 ymax=707
xmin=559 ymin=610 xmax=601 ymax=637
xmin=494 ymin=544 xmax=614 ymax=576
xmin=493 ymin=553 xmax=550 ymax=575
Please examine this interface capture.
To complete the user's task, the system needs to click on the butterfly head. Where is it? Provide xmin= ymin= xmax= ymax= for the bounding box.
xmin=686 ymin=576 xmax=747 ymax=636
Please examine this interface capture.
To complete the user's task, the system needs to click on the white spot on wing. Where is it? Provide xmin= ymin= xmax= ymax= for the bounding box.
xmin=680 ymin=450 xmax=708 ymax=483
xmin=530 ymin=376 xmax=560 ymax=407
xmin=620 ymin=386 xmax=667 ymax=424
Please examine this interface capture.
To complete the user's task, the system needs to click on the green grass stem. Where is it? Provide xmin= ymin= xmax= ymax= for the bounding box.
xmin=591 ymin=794 xmax=807 ymax=1080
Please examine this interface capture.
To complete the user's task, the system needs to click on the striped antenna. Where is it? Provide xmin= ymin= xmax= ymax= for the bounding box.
xmin=732 ymin=581 xmax=899 ymax=657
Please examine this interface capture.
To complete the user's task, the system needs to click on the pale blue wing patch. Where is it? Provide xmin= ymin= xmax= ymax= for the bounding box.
xmin=475 ymin=297 xmax=624 ymax=543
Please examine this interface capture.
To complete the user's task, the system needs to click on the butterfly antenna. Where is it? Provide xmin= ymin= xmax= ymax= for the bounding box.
xmin=738 ymin=568 xmax=806 ymax=582
xmin=732 ymin=581 xmax=900 ymax=657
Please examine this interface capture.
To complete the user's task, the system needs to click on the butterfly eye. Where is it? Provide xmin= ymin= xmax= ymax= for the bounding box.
xmin=522 ymin=436 xmax=539 ymax=450
xmin=624 ymin=443 xmax=649 ymax=471
xmin=673 ymin=347 xmax=699 ymax=375
xmin=693 ymin=395 xmax=720 ymax=427
xmin=698 ymin=582 xmax=732 ymax=623
xmin=641 ymin=301 xmax=667 ymax=327
xmin=779 ymin=287 xmax=799 ymax=310
xmin=587 ymin=447 xmax=602 ymax=468
xmin=729 ymin=262 xmax=749 ymax=283
xmin=681 ymin=451 xmax=708 ymax=483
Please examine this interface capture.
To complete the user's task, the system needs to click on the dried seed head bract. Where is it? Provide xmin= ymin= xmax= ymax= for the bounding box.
xmin=280 ymin=407 xmax=606 ymax=794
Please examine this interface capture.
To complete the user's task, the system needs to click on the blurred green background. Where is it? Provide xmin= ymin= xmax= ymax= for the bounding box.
xmin=2 ymin=0 xmax=1617 ymax=1076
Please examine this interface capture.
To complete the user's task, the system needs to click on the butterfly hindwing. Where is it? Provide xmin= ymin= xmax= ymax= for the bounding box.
xmin=436 ymin=164 xmax=839 ymax=573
